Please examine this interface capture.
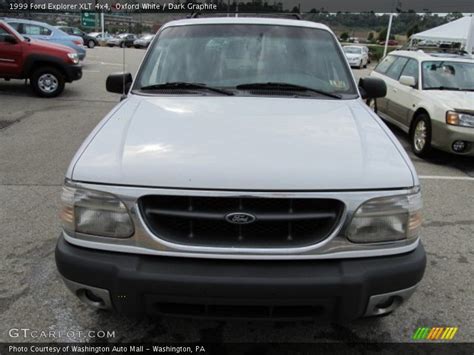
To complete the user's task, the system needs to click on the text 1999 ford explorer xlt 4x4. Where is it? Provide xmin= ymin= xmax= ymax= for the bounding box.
xmin=56 ymin=18 xmax=426 ymax=321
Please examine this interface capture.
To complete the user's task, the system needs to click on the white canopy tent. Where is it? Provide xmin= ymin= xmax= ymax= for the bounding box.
xmin=410 ymin=16 xmax=474 ymax=54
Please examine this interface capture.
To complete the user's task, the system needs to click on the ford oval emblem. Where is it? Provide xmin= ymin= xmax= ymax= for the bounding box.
xmin=225 ymin=212 xmax=257 ymax=225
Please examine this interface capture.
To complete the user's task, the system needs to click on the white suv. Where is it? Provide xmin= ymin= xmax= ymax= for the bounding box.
xmin=56 ymin=18 xmax=426 ymax=321
xmin=370 ymin=50 xmax=474 ymax=157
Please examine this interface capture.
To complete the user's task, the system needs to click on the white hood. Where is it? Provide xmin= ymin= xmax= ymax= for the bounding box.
xmin=70 ymin=96 xmax=414 ymax=190
xmin=426 ymin=90 xmax=474 ymax=111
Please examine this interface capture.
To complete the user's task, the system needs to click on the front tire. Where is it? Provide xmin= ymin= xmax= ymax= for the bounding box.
xmin=410 ymin=114 xmax=432 ymax=158
xmin=120 ymin=42 xmax=125 ymax=48
xmin=30 ymin=67 xmax=65 ymax=98
xmin=87 ymin=40 xmax=95 ymax=48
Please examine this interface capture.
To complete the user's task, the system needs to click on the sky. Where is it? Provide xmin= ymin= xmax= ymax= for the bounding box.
xmin=280 ymin=0 xmax=474 ymax=12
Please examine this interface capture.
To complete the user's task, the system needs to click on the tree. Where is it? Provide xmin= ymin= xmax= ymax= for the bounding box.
xmin=378 ymin=27 xmax=395 ymax=42
xmin=446 ymin=12 xmax=463 ymax=22
xmin=367 ymin=32 xmax=374 ymax=41
xmin=340 ymin=32 xmax=349 ymax=41
xmin=407 ymin=24 xmax=419 ymax=38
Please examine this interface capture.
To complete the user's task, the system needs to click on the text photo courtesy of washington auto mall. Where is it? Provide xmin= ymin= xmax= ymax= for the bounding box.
xmin=0 ymin=0 xmax=473 ymax=353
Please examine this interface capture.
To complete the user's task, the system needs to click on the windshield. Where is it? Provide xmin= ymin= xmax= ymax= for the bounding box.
xmin=134 ymin=24 xmax=357 ymax=97
xmin=422 ymin=61 xmax=474 ymax=90
xmin=344 ymin=47 xmax=362 ymax=54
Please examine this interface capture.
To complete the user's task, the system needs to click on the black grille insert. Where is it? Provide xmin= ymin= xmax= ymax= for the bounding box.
xmin=139 ymin=196 xmax=343 ymax=248
xmin=150 ymin=302 xmax=330 ymax=319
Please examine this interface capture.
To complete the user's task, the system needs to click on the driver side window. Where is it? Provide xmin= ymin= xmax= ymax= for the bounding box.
xmin=400 ymin=59 xmax=419 ymax=86
xmin=0 ymin=27 xmax=9 ymax=42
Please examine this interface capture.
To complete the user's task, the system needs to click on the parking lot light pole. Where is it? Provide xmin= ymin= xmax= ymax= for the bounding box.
xmin=467 ymin=15 xmax=474 ymax=55
xmin=383 ymin=13 xmax=394 ymax=58
xmin=101 ymin=12 xmax=105 ymax=39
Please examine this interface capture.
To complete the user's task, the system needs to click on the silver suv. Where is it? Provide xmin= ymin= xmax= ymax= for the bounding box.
xmin=56 ymin=17 xmax=426 ymax=321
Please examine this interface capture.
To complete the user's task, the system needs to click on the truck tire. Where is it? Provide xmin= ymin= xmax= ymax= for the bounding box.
xmin=30 ymin=67 xmax=65 ymax=98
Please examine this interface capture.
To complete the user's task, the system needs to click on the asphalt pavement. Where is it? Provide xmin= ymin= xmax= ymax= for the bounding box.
xmin=0 ymin=47 xmax=473 ymax=344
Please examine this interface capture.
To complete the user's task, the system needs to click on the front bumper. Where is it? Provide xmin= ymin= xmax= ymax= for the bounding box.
xmin=64 ymin=64 xmax=82 ymax=82
xmin=347 ymin=58 xmax=362 ymax=66
xmin=432 ymin=120 xmax=474 ymax=156
xmin=55 ymin=235 xmax=426 ymax=321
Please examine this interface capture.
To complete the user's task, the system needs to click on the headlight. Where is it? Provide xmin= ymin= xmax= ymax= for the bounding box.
xmin=446 ymin=111 xmax=474 ymax=128
xmin=67 ymin=53 xmax=79 ymax=64
xmin=60 ymin=181 xmax=134 ymax=238
xmin=347 ymin=191 xmax=422 ymax=243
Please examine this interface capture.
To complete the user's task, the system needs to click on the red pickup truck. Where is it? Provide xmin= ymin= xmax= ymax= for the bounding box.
xmin=0 ymin=20 xmax=82 ymax=97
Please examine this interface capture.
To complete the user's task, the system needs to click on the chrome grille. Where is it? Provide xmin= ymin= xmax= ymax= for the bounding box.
xmin=139 ymin=196 xmax=344 ymax=248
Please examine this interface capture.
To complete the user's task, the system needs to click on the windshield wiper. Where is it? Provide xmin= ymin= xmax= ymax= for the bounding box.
xmin=235 ymin=82 xmax=342 ymax=99
xmin=424 ymin=86 xmax=461 ymax=91
xmin=139 ymin=82 xmax=234 ymax=96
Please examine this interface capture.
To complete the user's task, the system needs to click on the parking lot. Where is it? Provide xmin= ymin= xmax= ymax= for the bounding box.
xmin=0 ymin=47 xmax=473 ymax=343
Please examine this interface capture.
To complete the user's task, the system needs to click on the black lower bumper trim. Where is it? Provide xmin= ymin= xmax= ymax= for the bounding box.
xmin=64 ymin=64 xmax=82 ymax=82
xmin=55 ymin=235 xmax=426 ymax=321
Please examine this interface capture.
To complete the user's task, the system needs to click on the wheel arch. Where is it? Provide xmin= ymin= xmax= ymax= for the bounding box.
xmin=409 ymin=108 xmax=431 ymax=135
xmin=23 ymin=55 xmax=67 ymax=80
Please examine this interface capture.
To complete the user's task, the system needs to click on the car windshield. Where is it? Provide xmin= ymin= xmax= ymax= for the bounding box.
xmin=134 ymin=24 xmax=357 ymax=97
xmin=344 ymin=47 xmax=362 ymax=54
xmin=422 ymin=61 xmax=474 ymax=91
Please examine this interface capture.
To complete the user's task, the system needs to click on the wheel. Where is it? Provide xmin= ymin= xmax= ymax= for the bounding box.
xmin=30 ymin=67 xmax=65 ymax=98
xmin=120 ymin=42 xmax=125 ymax=48
xmin=358 ymin=60 xmax=362 ymax=69
xmin=87 ymin=40 xmax=95 ymax=48
xmin=367 ymin=98 xmax=377 ymax=113
xmin=364 ymin=59 xmax=368 ymax=68
xmin=410 ymin=114 xmax=432 ymax=158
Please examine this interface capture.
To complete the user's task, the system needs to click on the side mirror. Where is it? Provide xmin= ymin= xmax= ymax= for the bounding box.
xmin=358 ymin=77 xmax=387 ymax=99
xmin=1 ymin=34 xmax=18 ymax=44
xmin=399 ymin=75 xmax=416 ymax=88
xmin=106 ymin=72 xmax=133 ymax=94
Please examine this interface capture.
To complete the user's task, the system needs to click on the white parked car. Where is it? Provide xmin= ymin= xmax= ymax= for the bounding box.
xmin=56 ymin=18 xmax=425 ymax=321
xmin=88 ymin=32 xmax=113 ymax=42
xmin=343 ymin=45 xmax=369 ymax=68
xmin=370 ymin=50 xmax=474 ymax=157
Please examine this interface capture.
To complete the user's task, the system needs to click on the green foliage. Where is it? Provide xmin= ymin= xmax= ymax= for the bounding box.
xmin=407 ymin=24 xmax=419 ymax=38
xmin=304 ymin=12 xmax=448 ymax=36
xmin=377 ymin=27 xmax=396 ymax=41
xmin=368 ymin=45 xmax=398 ymax=62
xmin=340 ymin=32 xmax=349 ymax=41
